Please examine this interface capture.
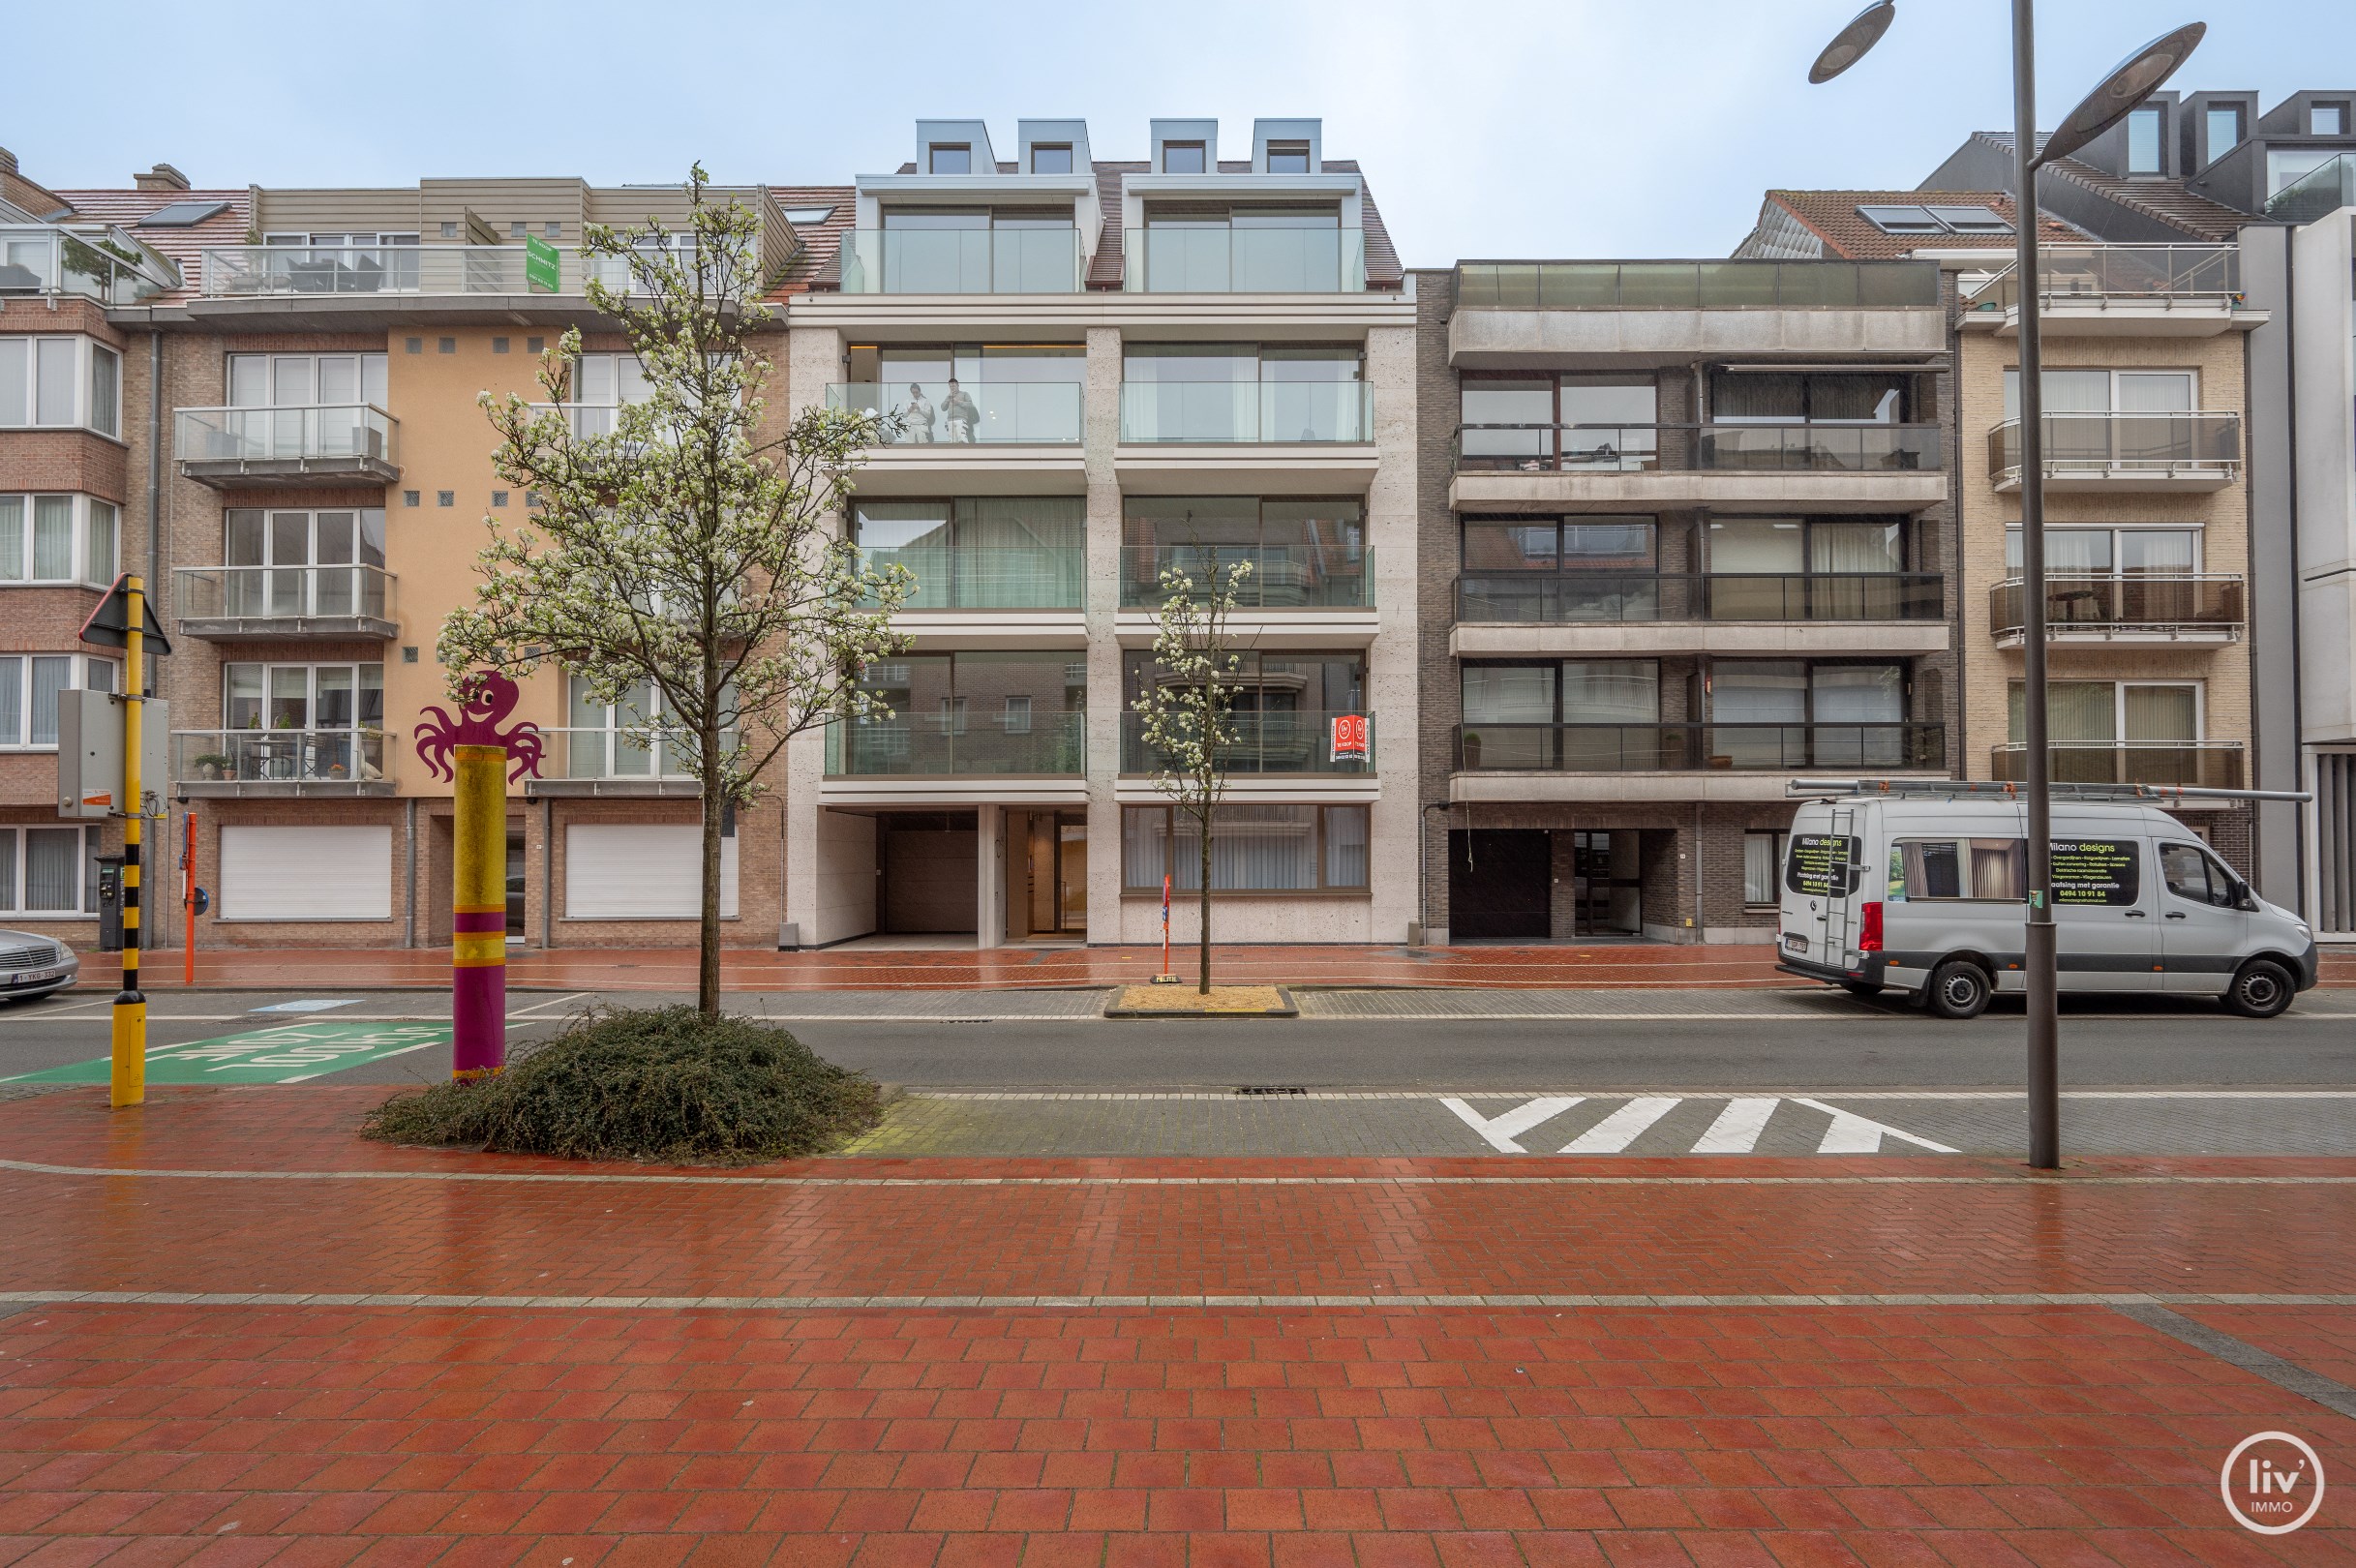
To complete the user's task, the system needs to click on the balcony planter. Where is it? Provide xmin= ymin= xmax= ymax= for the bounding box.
xmin=191 ymin=753 xmax=232 ymax=781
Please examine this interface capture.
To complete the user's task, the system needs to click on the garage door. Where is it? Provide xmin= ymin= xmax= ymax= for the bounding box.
xmin=566 ymin=824 xmax=739 ymax=920
xmin=219 ymin=825 xmax=393 ymax=920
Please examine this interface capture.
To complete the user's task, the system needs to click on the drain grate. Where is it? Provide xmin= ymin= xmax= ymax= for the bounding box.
xmin=1235 ymin=1084 xmax=1309 ymax=1097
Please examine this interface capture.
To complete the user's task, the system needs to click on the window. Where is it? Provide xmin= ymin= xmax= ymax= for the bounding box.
xmin=0 ymin=337 xmax=118 ymax=433
xmin=1856 ymin=205 xmax=1944 ymax=234
xmin=2004 ymin=526 xmax=2199 ymax=574
xmin=2002 ymin=367 xmax=2195 ymax=417
xmin=563 ymin=673 xmax=733 ymax=778
xmin=848 ymin=342 xmax=1085 ymax=442
xmin=1120 ymin=496 xmax=1366 ymax=604
xmin=2205 ymin=106 xmax=2244 ymax=159
xmin=2314 ymin=104 xmax=2347 ymax=136
xmin=1030 ymin=143 xmax=1072 ymax=174
xmin=1125 ymin=648 xmax=1362 ymax=715
xmin=0 ymin=496 xmax=118 ymax=586
xmin=928 ymin=143 xmax=972 ymax=174
xmin=1121 ymin=804 xmax=1370 ymax=892
xmin=0 ymin=654 xmax=117 ymax=748
xmin=2009 ymin=680 xmax=2200 ymax=745
xmin=2126 ymin=106 xmax=2163 ymax=174
xmin=0 ymin=825 xmax=99 ymax=916
xmin=1707 ymin=519 xmax=1903 ymax=574
xmin=1462 ymin=660 xmax=1658 ymax=723
xmin=1712 ymin=371 xmax=1906 ymax=424
xmin=1743 ymin=830 xmax=1786 ymax=907
xmin=227 ymin=351 xmax=389 ymax=411
xmin=220 ymin=508 xmax=387 ymax=617
xmin=223 ymin=662 xmax=384 ymax=735
xmin=851 ymin=498 xmax=1084 ymax=610
xmin=1122 ymin=344 xmax=1366 ymax=441
xmin=2160 ymin=840 xmax=2240 ymax=908
xmin=1462 ymin=517 xmax=1656 ymax=571
xmin=1266 ymin=141 xmax=1312 ymax=174
xmin=1163 ymin=141 xmax=1207 ymax=174
xmin=1892 ymin=838 xmax=2028 ymax=901
xmin=2270 ymin=147 xmax=2342 ymax=198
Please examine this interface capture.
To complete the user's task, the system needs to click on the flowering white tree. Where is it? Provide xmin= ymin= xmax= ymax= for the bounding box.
xmin=1131 ymin=561 xmax=1252 ymax=994
xmin=440 ymin=166 xmax=912 ymax=1018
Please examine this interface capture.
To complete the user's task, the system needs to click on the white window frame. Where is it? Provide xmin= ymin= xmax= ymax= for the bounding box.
xmin=2009 ymin=679 xmax=2207 ymax=743
xmin=225 ymin=351 xmax=389 ymax=410
xmin=0 ymin=824 xmax=99 ymax=917
xmin=0 ymin=654 xmax=118 ymax=750
xmin=2003 ymin=522 xmax=2206 ymax=574
xmin=0 ymin=336 xmax=121 ymax=436
xmin=2002 ymin=367 xmax=2199 ymax=419
xmin=1743 ymin=829 xmax=1787 ymax=908
xmin=0 ymin=494 xmax=121 ymax=587
xmin=221 ymin=661 xmax=384 ymax=735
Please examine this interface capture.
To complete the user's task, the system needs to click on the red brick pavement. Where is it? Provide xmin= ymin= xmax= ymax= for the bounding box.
xmin=4 ymin=1089 xmax=2353 ymax=1565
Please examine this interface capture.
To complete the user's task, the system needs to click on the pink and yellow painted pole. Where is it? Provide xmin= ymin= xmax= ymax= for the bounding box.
xmin=450 ymin=744 xmax=509 ymax=1078
xmin=414 ymin=671 xmax=543 ymax=1083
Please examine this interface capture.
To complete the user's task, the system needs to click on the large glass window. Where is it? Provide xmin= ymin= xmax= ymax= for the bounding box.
xmin=227 ymin=352 xmax=389 ymax=409
xmin=2005 ymin=527 xmax=2200 ymax=573
xmin=222 ymin=662 xmax=385 ymax=733
xmin=0 ymin=495 xmax=117 ymax=586
xmin=2127 ymin=106 xmax=2163 ymax=174
xmin=847 ymin=342 xmax=1083 ymax=443
xmin=1123 ymin=344 xmax=1365 ymax=441
xmin=1711 ymin=371 xmax=1906 ymax=423
xmin=2003 ymin=368 xmax=2195 ymax=417
xmin=843 ymin=651 xmax=1086 ymax=773
xmin=1461 ymin=660 xmax=1658 ymax=722
xmin=1120 ymin=804 xmax=1370 ymax=892
xmin=0 ymin=337 xmax=117 ymax=433
xmin=2205 ymin=106 xmax=2243 ymax=159
xmin=1122 ymin=496 xmax=1365 ymax=607
xmin=851 ymin=497 xmax=1084 ymax=609
xmin=0 ymin=654 xmax=116 ymax=748
xmin=219 ymin=508 xmax=388 ymax=618
xmin=1462 ymin=517 xmax=1655 ymax=571
xmin=2009 ymin=681 xmax=2200 ymax=743
xmin=1557 ymin=378 xmax=1658 ymax=469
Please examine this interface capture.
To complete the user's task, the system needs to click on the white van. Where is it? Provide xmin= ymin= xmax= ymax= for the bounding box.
xmin=1776 ymin=790 xmax=2318 ymax=1018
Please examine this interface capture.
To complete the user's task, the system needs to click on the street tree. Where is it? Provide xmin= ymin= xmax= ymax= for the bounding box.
xmin=1131 ymin=561 xmax=1253 ymax=994
xmin=441 ymin=166 xmax=911 ymax=1018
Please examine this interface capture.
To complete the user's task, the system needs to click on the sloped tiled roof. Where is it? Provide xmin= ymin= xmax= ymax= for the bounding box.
xmin=50 ymin=186 xmax=253 ymax=301
xmin=764 ymin=184 xmax=854 ymax=297
xmin=1974 ymin=132 xmax=2252 ymax=242
xmin=1759 ymin=189 xmax=2085 ymax=259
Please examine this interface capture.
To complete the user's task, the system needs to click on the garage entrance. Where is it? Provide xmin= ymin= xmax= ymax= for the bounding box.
xmin=1448 ymin=829 xmax=1551 ymax=941
xmin=878 ymin=810 xmax=980 ymax=935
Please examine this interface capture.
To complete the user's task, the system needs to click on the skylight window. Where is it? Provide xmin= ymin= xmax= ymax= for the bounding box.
xmin=1858 ymin=203 xmax=2012 ymax=236
xmin=781 ymin=206 xmax=836 ymax=226
xmin=137 ymin=199 xmax=229 ymax=228
xmin=1925 ymin=205 xmax=2011 ymax=233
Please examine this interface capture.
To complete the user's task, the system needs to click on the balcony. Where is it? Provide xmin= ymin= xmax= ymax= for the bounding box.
xmin=1118 ymin=546 xmax=1372 ymax=609
xmin=1453 ymin=571 xmax=1948 ymax=656
xmin=860 ymin=544 xmax=1085 ymax=612
xmin=1118 ymin=381 xmax=1372 ymax=444
xmin=526 ymin=727 xmax=733 ymax=799
xmin=1957 ymin=245 xmax=2255 ymax=338
xmin=173 ymin=728 xmax=392 ymax=797
xmin=834 ymin=228 xmax=1082 ymax=294
xmin=1455 ymin=721 xmax=1945 ymax=773
xmin=1987 ymin=412 xmax=2241 ymax=493
xmin=1449 ymin=260 xmax=1945 ymax=367
xmin=825 ymin=382 xmax=1082 ymax=446
xmin=1123 ymin=227 xmax=1367 ymax=293
xmin=1451 ymin=422 xmax=1946 ymax=515
xmin=1119 ymin=711 xmax=1374 ymax=776
xmin=1989 ymin=575 xmax=2245 ymax=645
xmin=174 ymin=405 xmax=400 ymax=489
xmin=1991 ymin=741 xmax=2244 ymax=790
xmin=2266 ymin=153 xmax=2356 ymax=224
xmin=197 ymin=244 xmax=642 ymax=299
xmin=0 ymin=225 xmax=174 ymax=304
xmin=825 ymin=711 xmax=1085 ymax=777
xmin=173 ymin=565 xmax=398 ymax=641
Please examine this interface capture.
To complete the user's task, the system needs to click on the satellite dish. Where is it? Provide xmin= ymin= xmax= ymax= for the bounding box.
xmin=2039 ymin=23 xmax=2207 ymax=167
xmin=1809 ymin=1 xmax=1896 ymax=84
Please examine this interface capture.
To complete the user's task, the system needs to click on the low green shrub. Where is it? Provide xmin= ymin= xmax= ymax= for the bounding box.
xmin=360 ymin=1007 xmax=883 ymax=1163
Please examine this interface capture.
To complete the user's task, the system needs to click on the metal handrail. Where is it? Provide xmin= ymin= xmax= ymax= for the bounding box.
xmin=174 ymin=404 xmax=399 ymax=466
xmin=1958 ymin=244 xmax=2242 ymax=310
xmin=1119 ymin=545 xmax=1373 ymax=609
xmin=825 ymin=710 xmax=1086 ymax=776
xmin=172 ymin=727 xmax=389 ymax=784
xmin=1988 ymin=573 xmax=2244 ymax=634
xmin=1456 ymin=571 xmax=1944 ymax=623
xmin=1454 ymin=721 xmax=1945 ymax=772
xmin=1456 ymin=421 xmax=1943 ymax=473
xmin=1986 ymin=411 xmax=2240 ymax=481
xmin=1119 ymin=710 xmax=1374 ymax=774
xmin=1454 ymin=258 xmax=1940 ymax=310
xmin=174 ymin=564 xmax=395 ymax=624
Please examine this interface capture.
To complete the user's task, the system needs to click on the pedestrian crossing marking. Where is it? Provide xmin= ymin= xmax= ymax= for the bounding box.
xmin=1559 ymin=1097 xmax=1678 ymax=1153
xmin=1695 ymin=1097 xmax=1779 ymax=1153
xmin=1440 ymin=1095 xmax=1956 ymax=1156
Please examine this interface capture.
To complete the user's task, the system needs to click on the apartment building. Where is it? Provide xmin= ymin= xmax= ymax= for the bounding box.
xmin=779 ymin=118 xmax=1419 ymax=948
xmin=1415 ymin=252 xmax=1955 ymax=943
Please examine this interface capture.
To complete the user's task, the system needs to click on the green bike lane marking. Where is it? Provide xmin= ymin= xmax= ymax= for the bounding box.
xmin=4 ymin=1022 xmax=451 ymax=1086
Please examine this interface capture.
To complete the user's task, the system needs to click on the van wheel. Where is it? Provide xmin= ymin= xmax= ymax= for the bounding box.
xmin=2223 ymin=959 xmax=2294 ymax=1019
xmin=1840 ymin=980 xmax=1883 ymax=999
xmin=1925 ymin=960 xmax=1991 ymax=1020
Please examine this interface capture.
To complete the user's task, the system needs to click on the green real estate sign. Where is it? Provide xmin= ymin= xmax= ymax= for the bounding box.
xmin=7 ymin=1022 xmax=451 ymax=1086
xmin=524 ymin=234 xmax=559 ymax=293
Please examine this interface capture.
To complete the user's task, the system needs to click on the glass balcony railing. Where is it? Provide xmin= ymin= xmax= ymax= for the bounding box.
xmin=174 ymin=405 xmax=398 ymax=467
xmin=1958 ymin=245 xmax=2241 ymax=312
xmin=834 ymin=228 xmax=1082 ymax=294
xmin=2267 ymin=153 xmax=2356 ymax=224
xmin=0 ymin=226 xmax=174 ymax=303
xmin=1454 ymin=259 xmax=1940 ymax=310
xmin=857 ymin=545 xmax=1085 ymax=610
xmin=1124 ymin=227 xmax=1366 ymax=293
xmin=540 ymin=727 xmax=734 ymax=781
xmin=196 ymin=244 xmax=690 ymax=298
xmin=1119 ymin=546 xmax=1373 ymax=610
xmin=1990 ymin=574 xmax=2245 ymax=638
xmin=1992 ymin=742 xmax=2243 ymax=789
xmin=1454 ymin=722 xmax=1944 ymax=772
xmin=1118 ymin=381 xmax=1373 ymax=443
xmin=1456 ymin=422 xmax=1941 ymax=473
xmin=1119 ymin=710 xmax=1374 ymax=775
xmin=1456 ymin=572 xmax=1943 ymax=623
xmin=1987 ymin=412 xmax=2241 ymax=484
xmin=825 ymin=711 xmax=1085 ymax=776
xmin=175 ymin=565 xmax=396 ymax=628
xmin=173 ymin=728 xmax=388 ymax=786
xmin=826 ymin=381 xmax=1082 ymax=445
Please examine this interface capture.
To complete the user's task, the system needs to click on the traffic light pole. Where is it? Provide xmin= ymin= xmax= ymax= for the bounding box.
xmin=111 ymin=574 xmax=148 ymax=1108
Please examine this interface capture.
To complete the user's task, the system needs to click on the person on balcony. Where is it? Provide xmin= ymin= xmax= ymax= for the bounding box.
xmin=900 ymin=383 xmax=936 ymax=444
xmin=942 ymin=377 xmax=981 ymax=443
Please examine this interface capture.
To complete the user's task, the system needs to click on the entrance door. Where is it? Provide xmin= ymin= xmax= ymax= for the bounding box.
xmin=504 ymin=829 xmax=527 ymax=937
xmin=1055 ymin=814 xmax=1087 ymax=935
xmin=1568 ymin=830 xmax=1643 ymax=936
xmin=1449 ymin=829 xmax=1551 ymax=941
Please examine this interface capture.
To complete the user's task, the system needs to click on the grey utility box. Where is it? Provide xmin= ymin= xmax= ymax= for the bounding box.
xmin=55 ymin=692 xmax=168 ymax=820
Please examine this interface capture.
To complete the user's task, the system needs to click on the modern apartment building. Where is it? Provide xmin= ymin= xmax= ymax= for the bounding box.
xmin=1415 ymin=252 xmax=1956 ymax=943
xmin=780 ymin=119 xmax=1418 ymax=948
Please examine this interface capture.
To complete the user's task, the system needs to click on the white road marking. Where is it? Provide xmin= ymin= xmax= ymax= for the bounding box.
xmin=1558 ymin=1097 xmax=1680 ymax=1153
xmin=1440 ymin=1096 xmax=1583 ymax=1153
xmin=506 ymin=992 xmax=589 ymax=1018
xmin=1794 ymin=1098 xmax=1959 ymax=1155
xmin=1693 ymin=1098 xmax=1780 ymax=1154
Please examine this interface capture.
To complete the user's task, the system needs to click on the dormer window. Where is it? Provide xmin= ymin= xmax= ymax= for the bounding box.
xmin=1163 ymin=141 xmax=1207 ymax=174
xmin=1030 ymin=143 xmax=1072 ymax=174
xmin=2205 ymin=105 xmax=2243 ymax=159
xmin=1266 ymin=141 xmax=1311 ymax=174
xmin=929 ymin=143 xmax=972 ymax=175
xmin=2126 ymin=107 xmax=2162 ymax=175
xmin=2316 ymin=104 xmax=2348 ymax=136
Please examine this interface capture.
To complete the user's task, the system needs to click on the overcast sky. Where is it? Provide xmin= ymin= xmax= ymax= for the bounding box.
xmin=12 ymin=0 xmax=2351 ymax=262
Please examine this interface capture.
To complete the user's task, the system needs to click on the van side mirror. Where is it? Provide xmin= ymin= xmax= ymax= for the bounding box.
xmin=2234 ymin=884 xmax=2260 ymax=913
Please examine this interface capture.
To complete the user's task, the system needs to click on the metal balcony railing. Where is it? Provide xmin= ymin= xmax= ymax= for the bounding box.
xmin=1991 ymin=741 xmax=2244 ymax=789
xmin=825 ymin=711 xmax=1085 ymax=776
xmin=1989 ymin=574 xmax=2245 ymax=638
xmin=857 ymin=545 xmax=1085 ymax=611
xmin=174 ymin=565 xmax=396 ymax=632
xmin=1119 ymin=546 xmax=1373 ymax=610
xmin=541 ymin=727 xmax=735 ymax=781
xmin=196 ymin=244 xmax=704 ymax=298
xmin=1456 ymin=571 xmax=1944 ymax=623
xmin=174 ymin=405 xmax=398 ymax=466
xmin=1454 ymin=721 xmax=1945 ymax=772
xmin=173 ymin=728 xmax=388 ymax=785
xmin=1119 ymin=711 xmax=1374 ymax=775
xmin=834 ymin=228 xmax=1083 ymax=294
xmin=1958 ymin=244 xmax=2242 ymax=312
xmin=1987 ymin=411 xmax=2241 ymax=484
xmin=826 ymin=381 xmax=1083 ymax=445
xmin=1124 ymin=227 xmax=1367 ymax=293
xmin=1456 ymin=422 xmax=1941 ymax=473
xmin=1454 ymin=259 xmax=1940 ymax=310
xmin=1117 ymin=380 xmax=1373 ymax=442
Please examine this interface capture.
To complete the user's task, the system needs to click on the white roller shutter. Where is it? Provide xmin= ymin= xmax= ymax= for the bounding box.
xmin=566 ymin=824 xmax=738 ymax=920
xmin=219 ymin=826 xmax=392 ymax=920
